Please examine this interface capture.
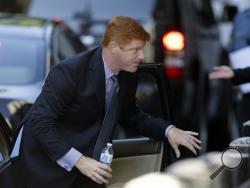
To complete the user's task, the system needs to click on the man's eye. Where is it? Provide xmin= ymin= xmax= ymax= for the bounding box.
xmin=131 ymin=48 xmax=138 ymax=53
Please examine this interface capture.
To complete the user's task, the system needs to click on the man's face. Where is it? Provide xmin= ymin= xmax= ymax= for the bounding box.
xmin=115 ymin=39 xmax=146 ymax=73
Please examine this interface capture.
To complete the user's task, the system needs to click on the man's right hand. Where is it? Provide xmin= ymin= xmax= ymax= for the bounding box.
xmin=75 ymin=156 xmax=112 ymax=184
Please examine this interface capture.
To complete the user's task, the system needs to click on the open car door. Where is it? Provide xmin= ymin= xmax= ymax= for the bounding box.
xmin=108 ymin=63 xmax=176 ymax=188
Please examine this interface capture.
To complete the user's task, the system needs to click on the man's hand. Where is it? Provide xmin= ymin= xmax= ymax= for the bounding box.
xmin=167 ymin=127 xmax=201 ymax=158
xmin=75 ymin=156 xmax=112 ymax=184
xmin=209 ymin=66 xmax=235 ymax=80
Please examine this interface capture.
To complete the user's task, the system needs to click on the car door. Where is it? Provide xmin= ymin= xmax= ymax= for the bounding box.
xmin=108 ymin=63 xmax=176 ymax=188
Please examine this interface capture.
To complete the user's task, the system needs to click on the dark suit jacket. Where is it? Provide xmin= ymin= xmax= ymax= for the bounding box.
xmin=232 ymin=67 xmax=250 ymax=85
xmin=18 ymin=47 xmax=170 ymax=188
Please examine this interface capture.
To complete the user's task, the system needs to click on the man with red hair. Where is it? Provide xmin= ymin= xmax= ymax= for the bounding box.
xmin=13 ymin=16 xmax=201 ymax=188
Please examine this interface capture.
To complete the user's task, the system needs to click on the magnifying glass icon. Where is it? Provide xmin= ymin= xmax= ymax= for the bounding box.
xmin=210 ymin=147 xmax=243 ymax=180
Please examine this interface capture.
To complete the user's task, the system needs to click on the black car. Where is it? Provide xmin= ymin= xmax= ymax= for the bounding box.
xmin=0 ymin=14 xmax=86 ymax=135
xmin=152 ymin=0 xmax=238 ymax=153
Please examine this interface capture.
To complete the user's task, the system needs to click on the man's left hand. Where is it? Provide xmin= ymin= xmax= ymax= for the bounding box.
xmin=167 ymin=127 xmax=201 ymax=158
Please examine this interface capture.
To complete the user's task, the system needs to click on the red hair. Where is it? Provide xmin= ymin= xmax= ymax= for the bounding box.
xmin=102 ymin=16 xmax=150 ymax=47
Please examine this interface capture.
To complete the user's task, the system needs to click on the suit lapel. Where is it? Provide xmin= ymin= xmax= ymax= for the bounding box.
xmin=88 ymin=48 xmax=106 ymax=118
xmin=86 ymin=48 xmax=127 ymax=121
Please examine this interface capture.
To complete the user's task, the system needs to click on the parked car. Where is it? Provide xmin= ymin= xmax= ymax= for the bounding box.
xmin=0 ymin=63 xmax=178 ymax=187
xmin=0 ymin=13 xmax=86 ymax=134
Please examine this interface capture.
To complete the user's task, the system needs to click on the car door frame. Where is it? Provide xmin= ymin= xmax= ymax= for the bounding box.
xmin=108 ymin=63 xmax=176 ymax=187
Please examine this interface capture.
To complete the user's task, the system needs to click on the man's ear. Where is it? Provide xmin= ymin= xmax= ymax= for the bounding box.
xmin=109 ymin=41 xmax=119 ymax=53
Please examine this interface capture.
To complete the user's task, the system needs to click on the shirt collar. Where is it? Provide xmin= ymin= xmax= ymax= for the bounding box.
xmin=102 ymin=52 xmax=118 ymax=80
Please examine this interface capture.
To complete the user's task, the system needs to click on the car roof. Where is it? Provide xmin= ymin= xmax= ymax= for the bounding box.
xmin=0 ymin=13 xmax=53 ymax=39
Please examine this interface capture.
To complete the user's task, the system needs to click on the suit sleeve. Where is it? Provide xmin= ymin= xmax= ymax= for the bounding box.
xmin=119 ymin=74 xmax=171 ymax=140
xmin=231 ymin=67 xmax=250 ymax=85
xmin=29 ymin=63 xmax=77 ymax=161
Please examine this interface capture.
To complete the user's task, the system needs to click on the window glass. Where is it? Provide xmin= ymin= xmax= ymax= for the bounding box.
xmin=60 ymin=26 xmax=86 ymax=53
xmin=136 ymin=73 xmax=163 ymax=117
xmin=0 ymin=36 xmax=45 ymax=85
xmin=57 ymin=29 xmax=76 ymax=60
xmin=113 ymin=72 xmax=164 ymax=139
xmin=53 ymin=25 xmax=85 ymax=62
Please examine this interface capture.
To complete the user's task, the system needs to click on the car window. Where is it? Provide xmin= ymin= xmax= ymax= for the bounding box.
xmin=136 ymin=72 xmax=163 ymax=118
xmin=61 ymin=27 xmax=86 ymax=53
xmin=52 ymin=25 xmax=85 ymax=62
xmin=0 ymin=36 xmax=45 ymax=85
xmin=113 ymin=72 xmax=164 ymax=139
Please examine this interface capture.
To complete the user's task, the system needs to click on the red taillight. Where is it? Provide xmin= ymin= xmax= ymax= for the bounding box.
xmin=162 ymin=31 xmax=185 ymax=51
xmin=165 ymin=67 xmax=183 ymax=78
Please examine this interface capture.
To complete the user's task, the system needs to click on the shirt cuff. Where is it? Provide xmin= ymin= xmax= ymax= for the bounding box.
xmin=165 ymin=125 xmax=175 ymax=138
xmin=56 ymin=148 xmax=82 ymax=171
